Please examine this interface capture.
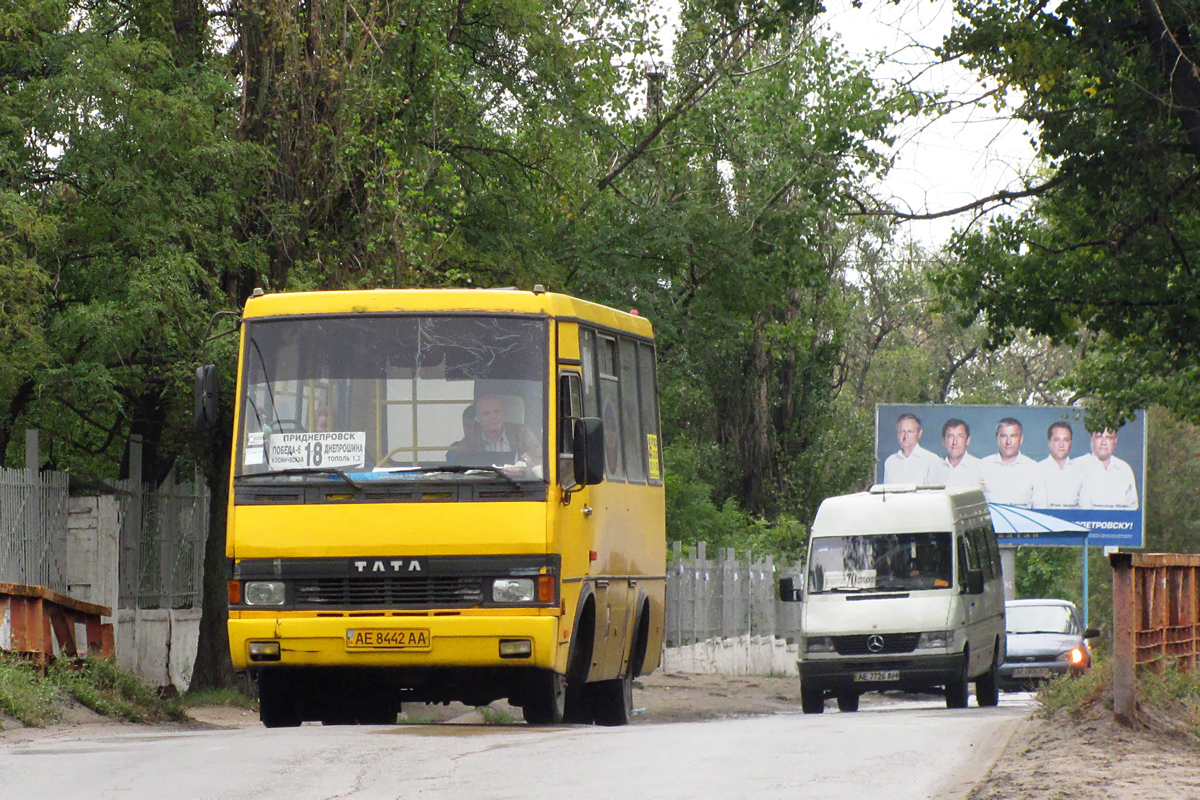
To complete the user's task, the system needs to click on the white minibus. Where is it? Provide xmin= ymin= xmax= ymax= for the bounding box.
xmin=780 ymin=485 xmax=1005 ymax=713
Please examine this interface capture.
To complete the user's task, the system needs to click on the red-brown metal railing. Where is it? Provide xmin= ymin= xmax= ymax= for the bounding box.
xmin=0 ymin=582 xmax=114 ymax=667
xmin=1109 ymin=552 xmax=1200 ymax=721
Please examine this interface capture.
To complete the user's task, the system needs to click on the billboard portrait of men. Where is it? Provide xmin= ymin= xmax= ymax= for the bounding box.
xmin=1078 ymin=429 xmax=1139 ymax=510
xmin=929 ymin=418 xmax=982 ymax=489
xmin=882 ymin=413 xmax=936 ymax=484
xmin=979 ymin=417 xmax=1047 ymax=508
xmin=1036 ymin=422 xmax=1090 ymax=509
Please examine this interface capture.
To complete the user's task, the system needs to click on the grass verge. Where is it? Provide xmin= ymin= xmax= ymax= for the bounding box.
xmin=0 ymin=654 xmax=188 ymax=727
xmin=1036 ymin=656 xmax=1200 ymax=739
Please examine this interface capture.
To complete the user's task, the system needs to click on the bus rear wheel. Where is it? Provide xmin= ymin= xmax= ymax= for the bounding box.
xmin=591 ymin=661 xmax=634 ymax=726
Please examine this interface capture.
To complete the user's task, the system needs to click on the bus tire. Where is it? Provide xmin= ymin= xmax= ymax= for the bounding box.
xmin=836 ymin=692 xmax=860 ymax=712
xmin=258 ymin=671 xmax=303 ymax=728
xmin=590 ymin=660 xmax=634 ymax=726
xmin=522 ymin=670 xmax=566 ymax=725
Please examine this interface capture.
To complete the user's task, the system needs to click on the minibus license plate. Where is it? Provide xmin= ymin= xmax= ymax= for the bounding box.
xmin=345 ymin=628 xmax=431 ymax=650
xmin=854 ymin=670 xmax=899 ymax=682
xmin=1012 ymin=667 xmax=1052 ymax=679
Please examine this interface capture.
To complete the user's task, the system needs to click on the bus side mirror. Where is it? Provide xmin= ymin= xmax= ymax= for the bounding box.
xmin=194 ymin=365 xmax=219 ymax=431
xmin=572 ymin=417 xmax=605 ymax=486
xmin=779 ymin=576 xmax=802 ymax=602
xmin=962 ymin=569 xmax=985 ymax=595
xmin=1084 ymin=627 xmax=1102 ymax=639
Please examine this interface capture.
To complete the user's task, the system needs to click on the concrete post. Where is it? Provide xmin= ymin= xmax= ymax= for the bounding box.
xmin=1110 ymin=552 xmax=1136 ymax=722
xmin=1001 ymin=546 xmax=1017 ymax=602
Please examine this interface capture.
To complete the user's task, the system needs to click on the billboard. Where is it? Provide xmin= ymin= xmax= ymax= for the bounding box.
xmin=875 ymin=405 xmax=1146 ymax=548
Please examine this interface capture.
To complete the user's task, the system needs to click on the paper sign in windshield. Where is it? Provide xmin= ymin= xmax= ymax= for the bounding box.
xmin=267 ymin=432 xmax=366 ymax=469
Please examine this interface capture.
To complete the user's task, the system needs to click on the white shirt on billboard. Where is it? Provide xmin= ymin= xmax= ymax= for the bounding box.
xmin=1077 ymin=453 xmax=1139 ymax=510
xmin=979 ymin=453 xmax=1047 ymax=508
xmin=930 ymin=452 xmax=983 ymax=490
xmin=883 ymin=444 xmax=937 ymax=484
xmin=1037 ymin=456 xmax=1090 ymax=509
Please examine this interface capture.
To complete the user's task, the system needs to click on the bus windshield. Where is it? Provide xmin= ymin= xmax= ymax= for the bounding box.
xmin=236 ymin=314 xmax=548 ymax=483
xmin=807 ymin=532 xmax=953 ymax=593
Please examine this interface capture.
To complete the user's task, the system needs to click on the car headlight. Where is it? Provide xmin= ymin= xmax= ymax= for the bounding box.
xmin=243 ymin=581 xmax=286 ymax=606
xmin=916 ymin=630 xmax=952 ymax=649
xmin=1057 ymin=647 xmax=1087 ymax=665
xmin=805 ymin=636 xmax=835 ymax=654
xmin=492 ymin=578 xmax=536 ymax=603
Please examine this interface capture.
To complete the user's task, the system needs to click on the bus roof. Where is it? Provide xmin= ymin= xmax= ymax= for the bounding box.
xmin=240 ymin=288 xmax=654 ymax=338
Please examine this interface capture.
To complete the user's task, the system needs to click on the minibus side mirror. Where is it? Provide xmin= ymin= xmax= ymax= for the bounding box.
xmin=572 ymin=417 xmax=605 ymax=486
xmin=194 ymin=365 xmax=219 ymax=431
xmin=1084 ymin=627 xmax=1102 ymax=639
xmin=963 ymin=569 xmax=985 ymax=595
xmin=779 ymin=576 xmax=802 ymax=602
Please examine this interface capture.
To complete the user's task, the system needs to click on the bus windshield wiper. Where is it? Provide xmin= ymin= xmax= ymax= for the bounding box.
xmin=236 ymin=467 xmax=362 ymax=491
xmin=385 ymin=465 xmax=522 ymax=492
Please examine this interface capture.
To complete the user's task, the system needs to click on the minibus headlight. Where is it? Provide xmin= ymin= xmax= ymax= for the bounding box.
xmin=243 ymin=581 xmax=286 ymax=606
xmin=492 ymin=578 xmax=536 ymax=603
xmin=917 ymin=630 xmax=952 ymax=649
xmin=805 ymin=636 xmax=835 ymax=654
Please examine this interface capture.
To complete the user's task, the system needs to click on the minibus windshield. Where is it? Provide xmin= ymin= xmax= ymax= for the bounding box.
xmin=807 ymin=532 xmax=953 ymax=593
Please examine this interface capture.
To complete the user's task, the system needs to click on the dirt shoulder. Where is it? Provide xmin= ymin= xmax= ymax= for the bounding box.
xmin=969 ymin=705 xmax=1200 ymax=800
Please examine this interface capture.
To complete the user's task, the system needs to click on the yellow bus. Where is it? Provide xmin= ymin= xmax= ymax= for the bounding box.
xmin=197 ymin=287 xmax=665 ymax=726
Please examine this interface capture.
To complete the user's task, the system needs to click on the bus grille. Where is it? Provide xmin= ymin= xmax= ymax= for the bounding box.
xmin=294 ymin=577 xmax=484 ymax=608
xmin=832 ymin=633 xmax=920 ymax=656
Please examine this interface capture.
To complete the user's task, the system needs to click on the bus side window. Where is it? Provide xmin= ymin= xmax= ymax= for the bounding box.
xmin=558 ymin=373 xmax=582 ymax=484
xmin=580 ymin=328 xmax=598 ymax=418
xmin=619 ymin=338 xmax=646 ymax=483
xmin=638 ymin=342 xmax=662 ymax=484
xmin=598 ymin=335 xmax=624 ymax=480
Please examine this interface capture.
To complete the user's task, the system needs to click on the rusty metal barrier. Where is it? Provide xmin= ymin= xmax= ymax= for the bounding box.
xmin=0 ymin=582 xmax=114 ymax=667
xmin=1109 ymin=552 xmax=1200 ymax=721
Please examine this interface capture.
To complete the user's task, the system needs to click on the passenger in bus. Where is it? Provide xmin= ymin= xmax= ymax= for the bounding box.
xmin=452 ymin=394 xmax=541 ymax=466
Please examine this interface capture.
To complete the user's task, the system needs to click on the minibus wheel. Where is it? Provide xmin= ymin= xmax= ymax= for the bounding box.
xmin=801 ymin=686 xmax=825 ymax=714
xmin=836 ymin=692 xmax=859 ymax=712
xmin=945 ymin=656 xmax=969 ymax=709
xmin=975 ymin=646 xmax=1000 ymax=707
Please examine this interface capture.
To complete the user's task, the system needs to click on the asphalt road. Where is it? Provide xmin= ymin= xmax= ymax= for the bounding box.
xmin=0 ymin=693 xmax=1033 ymax=800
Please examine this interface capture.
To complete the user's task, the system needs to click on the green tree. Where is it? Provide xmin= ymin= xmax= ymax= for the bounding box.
xmin=936 ymin=0 xmax=1200 ymax=428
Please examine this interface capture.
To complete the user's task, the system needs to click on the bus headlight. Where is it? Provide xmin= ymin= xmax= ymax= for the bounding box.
xmin=805 ymin=636 xmax=835 ymax=654
xmin=243 ymin=581 xmax=286 ymax=606
xmin=492 ymin=578 xmax=536 ymax=603
xmin=917 ymin=630 xmax=952 ymax=649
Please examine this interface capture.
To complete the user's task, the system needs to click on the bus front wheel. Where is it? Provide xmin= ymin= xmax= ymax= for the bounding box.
xmin=258 ymin=671 xmax=303 ymax=728
xmin=521 ymin=670 xmax=566 ymax=725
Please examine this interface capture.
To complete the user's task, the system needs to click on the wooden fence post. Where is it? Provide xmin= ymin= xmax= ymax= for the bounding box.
xmin=1111 ymin=551 xmax=1136 ymax=722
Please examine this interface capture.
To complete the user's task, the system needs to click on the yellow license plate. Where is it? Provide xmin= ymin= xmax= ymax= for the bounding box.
xmin=345 ymin=628 xmax=431 ymax=650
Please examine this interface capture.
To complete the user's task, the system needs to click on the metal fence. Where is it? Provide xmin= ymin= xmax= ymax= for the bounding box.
xmin=117 ymin=469 xmax=209 ymax=610
xmin=665 ymin=541 xmax=804 ymax=646
xmin=0 ymin=467 xmax=70 ymax=593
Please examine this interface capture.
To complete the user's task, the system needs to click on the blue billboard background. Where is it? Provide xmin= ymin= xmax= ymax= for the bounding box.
xmin=875 ymin=404 xmax=1146 ymax=548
